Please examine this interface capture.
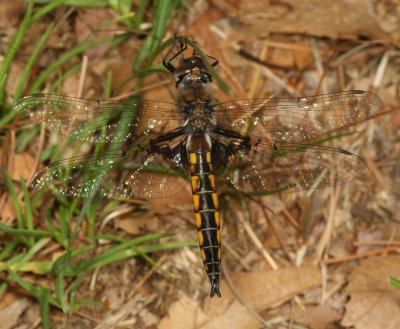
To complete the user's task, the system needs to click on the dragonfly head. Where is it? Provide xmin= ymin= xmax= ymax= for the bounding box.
xmin=173 ymin=56 xmax=213 ymax=87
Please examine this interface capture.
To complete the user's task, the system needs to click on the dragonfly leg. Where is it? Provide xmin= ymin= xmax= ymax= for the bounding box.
xmin=162 ymin=36 xmax=188 ymax=73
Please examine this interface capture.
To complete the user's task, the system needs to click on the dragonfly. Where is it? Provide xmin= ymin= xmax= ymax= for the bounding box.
xmin=13 ymin=36 xmax=383 ymax=298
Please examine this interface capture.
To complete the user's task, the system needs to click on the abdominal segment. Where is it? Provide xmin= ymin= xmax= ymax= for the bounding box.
xmin=189 ymin=150 xmax=222 ymax=297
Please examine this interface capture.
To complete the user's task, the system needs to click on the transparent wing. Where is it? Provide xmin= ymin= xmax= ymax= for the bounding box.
xmin=13 ymin=94 xmax=185 ymax=144
xmin=213 ymin=90 xmax=382 ymax=142
xmin=219 ymin=139 xmax=369 ymax=193
xmin=31 ymin=144 xmax=189 ymax=200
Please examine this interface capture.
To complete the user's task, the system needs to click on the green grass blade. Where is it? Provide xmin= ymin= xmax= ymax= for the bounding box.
xmin=108 ymin=0 xmax=132 ymax=16
xmin=75 ymin=239 xmax=193 ymax=272
xmin=13 ymin=238 xmax=51 ymax=272
xmin=0 ymin=282 xmax=8 ymax=299
xmin=55 ymin=262 xmax=66 ymax=312
xmin=8 ymin=270 xmax=62 ymax=308
xmin=31 ymin=0 xmax=65 ymax=22
xmin=388 ymin=276 xmax=400 ymax=289
xmin=3 ymin=171 xmax=25 ymax=230
xmin=14 ymin=261 xmax=53 ymax=275
xmin=20 ymin=179 xmax=35 ymax=245
xmin=30 ymin=37 xmax=111 ymax=93
xmin=0 ymin=108 xmax=17 ymax=126
xmin=96 ymin=231 xmax=175 ymax=245
xmin=104 ymin=70 xmax=113 ymax=98
xmin=133 ymin=0 xmax=179 ymax=71
xmin=0 ymin=223 xmax=52 ymax=238
xmin=15 ymin=126 xmax=40 ymax=152
xmin=0 ymin=0 xmax=34 ymax=104
xmin=13 ymin=23 xmax=55 ymax=102
xmin=38 ymin=287 xmax=51 ymax=329
xmin=131 ymin=0 xmax=147 ymax=29
xmin=32 ymin=0 xmax=108 ymax=7
xmin=0 ymin=240 xmax=19 ymax=261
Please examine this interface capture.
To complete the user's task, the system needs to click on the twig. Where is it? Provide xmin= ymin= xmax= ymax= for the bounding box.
xmin=316 ymin=186 xmax=339 ymax=260
xmin=361 ymin=149 xmax=392 ymax=192
xmin=248 ymin=41 xmax=270 ymax=99
xmin=223 ymin=240 xmax=252 ymax=271
xmin=221 ymin=259 xmax=272 ymax=328
xmin=260 ymin=204 xmax=294 ymax=263
xmin=322 ymin=246 xmax=399 ymax=265
xmin=109 ymin=80 xmax=171 ymax=101
xmin=310 ymin=37 xmax=327 ymax=94
xmin=372 ymin=50 xmax=390 ymax=89
xmin=353 ymin=240 xmax=400 ymax=246
xmin=77 ymin=55 xmax=89 ymax=98
xmin=237 ymin=211 xmax=279 ymax=270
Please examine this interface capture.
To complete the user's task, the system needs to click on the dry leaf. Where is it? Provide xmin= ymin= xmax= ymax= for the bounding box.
xmin=115 ymin=216 xmax=158 ymax=235
xmin=292 ymin=42 xmax=314 ymax=70
xmin=269 ymin=48 xmax=295 ymax=68
xmin=148 ymin=189 xmax=192 ymax=215
xmin=199 ymin=301 xmax=259 ymax=329
xmin=0 ymin=201 xmax=16 ymax=222
xmin=224 ymin=0 xmax=390 ymax=41
xmin=295 ymin=305 xmax=341 ymax=329
xmin=342 ymin=255 xmax=400 ymax=329
xmin=0 ymin=3 xmax=26 ymax=29
xmin=0 ymin=298 xmax=29 ymax=329
xmin=190 ymin=265 xmax=323 ymax=328
xmin=158 ymin=296 xmax=207 ymax=329
xmin=159 ymin=266 xmax=322 ymax=328
xmin=217 ymin=265 xmax=322 ymax=310
xmin=158 ymin=295 xmax=259 ymax=329
xmin=5 ymin=61 xmax=25 ymax=100
xmin=9 ymin=152 xmax=35 ymax=182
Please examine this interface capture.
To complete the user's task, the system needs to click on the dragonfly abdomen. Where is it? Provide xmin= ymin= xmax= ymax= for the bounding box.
xmin=189 ymin=149 xmax=222 ymax=297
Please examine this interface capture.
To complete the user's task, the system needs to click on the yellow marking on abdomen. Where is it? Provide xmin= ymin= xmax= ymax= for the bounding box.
xmin=197 ymin=231 xmax=204 ymax=246
xmin=192 ymin=194 xmax=200 ymax=211
xmin=191 ymin=175 xmax=199 ymax=191
xmin=189 ymin=152 xmax=197 ymax=164
xmin=206 ymin=151 xmax=211 ymax=163
xmin=218 ymin=248 xmax=221 ymax=259
xmin=201 ymin=249 xmax=206 ymax=260
xmin=208 ymin=174 xmax=215 ymax=189
xmin=216 ymin=230 xmax=221 ymax=244
xmin=215 ymin=211 xmax=220 ymax=227
xmin=211 ymin=193 xmax=219 ymax=209
xmin=195 ymin=213 xmax=202 ymax=228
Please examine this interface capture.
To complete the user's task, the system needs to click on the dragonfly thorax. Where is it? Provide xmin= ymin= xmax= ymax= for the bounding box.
xmin=183 ymin=102 xmax=214 ymax=135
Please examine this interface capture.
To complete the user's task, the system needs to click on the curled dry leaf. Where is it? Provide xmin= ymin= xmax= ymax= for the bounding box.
xmin=342 ymin=255 xmax=400 ymax=329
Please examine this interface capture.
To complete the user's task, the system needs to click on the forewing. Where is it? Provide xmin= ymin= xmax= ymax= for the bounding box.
xmin=213 ymin=90 xmax=382 ymax=142
xmin=13 ymin=94 xmax=185 ymax=144
xmin=220 ymin=140 xmax=369 ymax=193
xmin=31 ymin=146 xmax=188 ymax=200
